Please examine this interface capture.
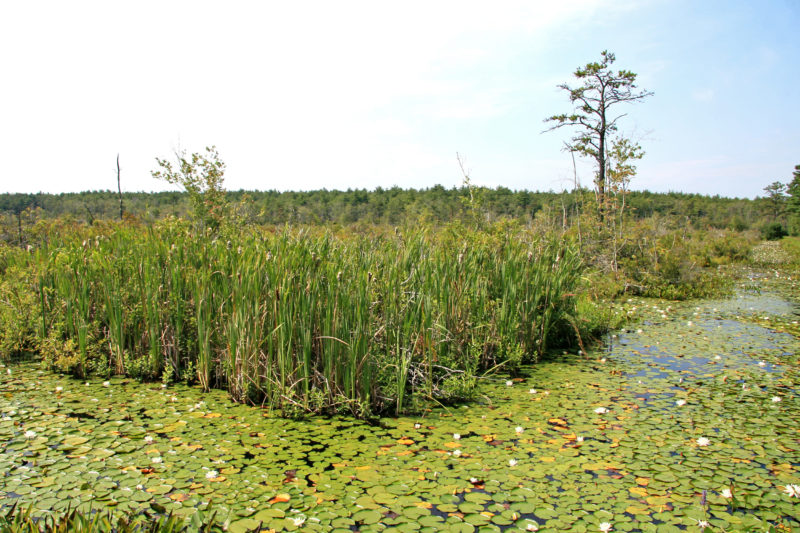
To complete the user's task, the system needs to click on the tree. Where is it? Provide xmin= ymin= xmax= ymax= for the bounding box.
xmin=786 ymin=165 xmax=800 ymax=234
xmin=545 ymin=51 xmax=652 ymax=218
xmin=762 ymin=181 xmax=787 ymax=220
xmin=151 ymin=146 xmax=228 ymax=231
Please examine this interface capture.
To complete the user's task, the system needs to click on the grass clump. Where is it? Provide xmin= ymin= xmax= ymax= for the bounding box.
xmin=14 ymin=221 xmax=584 ymax=417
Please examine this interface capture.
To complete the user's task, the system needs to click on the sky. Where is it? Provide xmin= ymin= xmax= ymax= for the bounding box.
xmin=1 ymin=0 xmax=798 ymax=199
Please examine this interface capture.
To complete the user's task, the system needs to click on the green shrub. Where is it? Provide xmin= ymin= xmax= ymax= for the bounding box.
xmin=761 ymin=222 xmax=788 ymax=241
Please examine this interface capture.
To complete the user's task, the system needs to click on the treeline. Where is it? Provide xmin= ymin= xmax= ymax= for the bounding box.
xmin=0 ymin=186 xmax=767 ymax=238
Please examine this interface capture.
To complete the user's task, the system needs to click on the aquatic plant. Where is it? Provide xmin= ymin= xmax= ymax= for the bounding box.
xmin=26 ymin=222 xmax=584 ymax=416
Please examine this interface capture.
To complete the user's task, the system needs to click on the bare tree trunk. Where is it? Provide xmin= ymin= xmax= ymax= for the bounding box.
xmin=117 ymin=154 xmax=124 ymax=220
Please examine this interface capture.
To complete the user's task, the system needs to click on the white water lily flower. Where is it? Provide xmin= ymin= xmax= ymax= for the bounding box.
xmin=290 ymin=517 xmax=306 ymax=527
xmin=55 ymin=386 xmax=63 ymax=393
xmin=529 ymin=388 xmax=537 ymax=394
xmin=144 ymin=435 xmax=154 ymax=443
xmin=469 ymin=477 xmax=478 ymax=484
xmin=687 ymin=321 xmax=693 ymax=326
xmin=509 ymin=459 xmax=517 ymax=467
xmin=24 ymin=430 xmax=36 ymax=439
xmin=152 ymin=457 xmax=162 ymax=464
xmin=506 ymin=380 xmax=513 ymax=387
xmin=696 ymin=437 xmax=711 ymax=447
xmin=102 ymin=381 xmax=110 ymax=387
xmin=772 ymin=396 xmax=781 ymax=403
xmin=697 ymin=520 xmax=709 ymax=529
xmin=205 ymin=470 xmax=219 ymax=480
xmin=576 ymin=436 xmax=584 ymax=443
xmin=675 ymin=399 xmax=687 ymax=407
xmin=758 ymin=361 xmax=767 ymax=367
xmin=721 ymin=488 xmax=732 ymax=499
xmin=453 ymin=433 xmax=461 ymax=440
xmin=594 ymin=407 xmax=608 ymax=414
xmin=526 ymin=523 xmax=539 ymax=531
xmin=784 ymin=484 xmax=800 ymax=498
xmin=414 ymin=423 xmax=421 ymax=429
xmin=452 ymin=449 xmax=462 ymax=457
xmin=515 ymin=426 xmax=524 ymax=434
xmin=598 ymin=522 xmax=613 ymax=532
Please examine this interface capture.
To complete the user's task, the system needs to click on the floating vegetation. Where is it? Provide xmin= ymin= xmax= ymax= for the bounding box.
xmin=2 ymin=277 xmax=799 ymax=531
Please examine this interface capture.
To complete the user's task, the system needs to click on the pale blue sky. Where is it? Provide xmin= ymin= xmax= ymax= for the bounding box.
xmin=1 ymin=0 xmax=797 ymax=198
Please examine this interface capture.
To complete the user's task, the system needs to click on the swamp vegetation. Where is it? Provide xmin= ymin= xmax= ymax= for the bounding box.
xmin=0 ymin=189 xmax=798 ymax=531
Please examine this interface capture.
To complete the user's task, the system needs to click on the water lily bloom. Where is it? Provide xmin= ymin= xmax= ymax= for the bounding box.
xmin=24 ymin=430 xmax=36 ymax=439
xmin=598 ymin=522 xmax=613 ymax=532
xmin=687 ymin=321 xmax=693 ymax=326
xmin=721 ymin=488 xmax=732 ymax=499
xmin=509 ymin=459 xmax=517 ymax=467
xmin=697 ymin=520 xmax=709 ymax=529
xmin=676 ymin=399 xmax=687 ymax=407
xmin=529 ymin=388 xmax=537 ymax=394
xmin=772 ymin=396 xmax=781 ymax=403
xmin=515 ymin=426 xmax=524 ymax=434
xmin=577 ymin=436 xmax=584 ymax=443
xmin=152 ymin=457 xmax=162 ymax=464
xmin=469 ymin=477 xmax=478 ymax=484
xmin=784 ymin=484 xmax=800 ymax=498
xmin=452 ymin=449 xmax=462 ymax=457
xmin=453 ymin=433 xmax=461 ymax=440
xmin=526 ymin=523 xmax=539 ymax=531
xmin=144 ymin=435 xmax=154 ymax=443
xmin=594 ymin=407 xmax=609 ymax=414
xmin=55 ymin=386 xmax=63 ymax=393
xmin=696 ymin=437 xmax=711 ymax=446
xmin=102 ymin=381 xmax=110 ymax=387
xmin=414 ymin=423 xmax=421 ymax=429
xmin=758 ymin=361 xmax=766 ymax=367
xmin=506 ymin=380 xmax=513 ymax=387
xmin=205 ymin=470 xmax=219 ymax=480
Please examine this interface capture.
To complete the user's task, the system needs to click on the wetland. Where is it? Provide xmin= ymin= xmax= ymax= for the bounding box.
xmin=2 ymin=269 xmax=799 ymax=532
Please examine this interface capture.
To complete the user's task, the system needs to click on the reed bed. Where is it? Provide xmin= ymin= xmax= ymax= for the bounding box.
xmin=31 ymin=220 xmax=582 ymax=416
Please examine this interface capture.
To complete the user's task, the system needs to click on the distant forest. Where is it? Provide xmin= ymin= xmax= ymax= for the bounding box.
xmin=0 ymin=186 xmax=769 ymax=237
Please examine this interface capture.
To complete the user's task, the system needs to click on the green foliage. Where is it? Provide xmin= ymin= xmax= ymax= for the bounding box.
xmin=0 ymin=502 xmax=223 ymax=533
xmin=15 ymin=221 xmax=584 ymax=417
xmin=545 ymin=50 xmax=652 ymax=209
xmin=0 ymin=188 xmax=770 ymax=238
xmin=0 ymin=245 xmax=40 ymax=361
xmin=761 ymin=221 xmax=788 ymax=241
xmin=785 ymin=164 xmax=800 ymax=234
xmin=151 ymin=147 xmax=228 ymax=232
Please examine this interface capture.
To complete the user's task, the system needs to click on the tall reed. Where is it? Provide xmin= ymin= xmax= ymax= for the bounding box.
xmin=33 ymin=221 xmax=583 ymax=416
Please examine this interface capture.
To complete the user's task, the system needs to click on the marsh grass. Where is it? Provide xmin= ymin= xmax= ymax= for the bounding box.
xmin=25 ymin=220 xmax=583 ymax=416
